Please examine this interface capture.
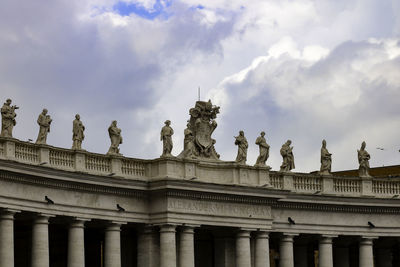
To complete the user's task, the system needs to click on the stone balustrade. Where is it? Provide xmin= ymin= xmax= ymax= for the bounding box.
xmin=1 ymin=137 xmax=399 ymax=198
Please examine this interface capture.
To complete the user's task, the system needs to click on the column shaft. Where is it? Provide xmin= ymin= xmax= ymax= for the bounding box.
xmin=137 ymin=226 xmax=159 ymax=267
xmin=0 ymin=211 xmax=16 ymax=267
xmin=104 ymin=223 xmax=121 ymax=267
xmin=236 ymin=230 xmax=251 ymax=267
xmin=359 ymin=238 xmax=374 ymax=267
xmin=68 ymin=220 xmax=86 ymax=267
xmin=32 ymin=215 xmax=50 ymax=267
xmin=255 ymin=231 xmax=270 ymax=267
xmin=160 ymin=225 xmax=177 ymax=267
xmin=179 ymin=226 xmax=195 ymax=267
xmin=279 ymin=235 xmax=294 ymax=267
xmin=319 ymin=236 xmax=334 ymax=267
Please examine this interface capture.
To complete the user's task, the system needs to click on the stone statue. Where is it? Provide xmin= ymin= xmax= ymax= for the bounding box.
xmin=160 ymin=120 xmax=174 ymax=157
xmin=72 ymin=114 xmax=85 ymax=150
xmin=1 ymin=98 xmax=18 ymax=138
xmin=234 ymin=130 xmax=248 ymax=164
xmin=358 ymin=141 xmax=371 ymax=177
xmin=107 ymin=120 xmax=122 ymax=155
xmin=319 ymin=139 xmax=332 ymax=175
xmin=280 ymin=140 xmax=295 ymax=172
xmin=255 ymin=131 xmax=270 ymax=167
xmin=36 ymin=109 xmax=52 ymax=144
xmin=183 ymin=121 xmax=198 ymax=159
xmin=178 ymin=100 xmax=220 ymax=160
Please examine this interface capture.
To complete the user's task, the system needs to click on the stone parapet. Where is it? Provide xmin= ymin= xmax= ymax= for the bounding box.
xmin=1 ymin=137 xmax=400 ymax=199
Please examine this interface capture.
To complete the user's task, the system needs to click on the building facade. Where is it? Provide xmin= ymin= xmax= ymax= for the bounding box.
xmin=1 ymin=137 xmax=400 ymax=267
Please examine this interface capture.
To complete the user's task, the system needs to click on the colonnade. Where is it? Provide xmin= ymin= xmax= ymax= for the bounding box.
xmin=0 ymin=210 xmax=390 ymax=267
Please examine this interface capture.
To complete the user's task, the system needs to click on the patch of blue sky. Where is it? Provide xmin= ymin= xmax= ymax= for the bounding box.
xmin=113 ymin=0 xmax=172 ymax=20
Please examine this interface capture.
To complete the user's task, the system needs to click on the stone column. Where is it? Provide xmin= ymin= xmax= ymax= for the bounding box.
xmin=32 ymin=215 xmax=51 ymax=267
xmin=68 ymin=219 xmax=86 ymax=267
xmin=179 ymin=226 xmax=195 ymax=267
xmin=160 ymin=225 xmax=177 ymax=267
xmin=319 ymin=236 xmax=335 ymax=267
xmin=0 ymin=210 xmax=17 ymax=267
xmin=137 ymin=226 xmax=159 ymax=267
xmin=104 ymin=223 xmax=121 ymax=267
xmin=255 ymin=231 xmax=270 ymax=267
xmin=359 ymin=237 xmax=374 ymax=267
xmin=236 ymin=230 xmax=251 ymax=267
xmin=279 ymin=234 xmax=295 ymax=267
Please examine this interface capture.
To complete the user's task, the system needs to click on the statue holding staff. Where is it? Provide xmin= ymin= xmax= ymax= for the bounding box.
xmin=72 ymin=114 xmax=85 ymax=150
xmin=234 ymin=130 xmax=248 ymax=164
xmin=1 ymin=98 xmax=18 ymax=138
xmin=319 ymin=139 xmax=332 ymax=175
xmin=280 ymin=140 xmax=295 ymax=172
xmin=358 ymin=141 xmax=371 ymax=177
xmin=160 ymin=120 xmax=174 ymax=157
xmin=107 ymin=120 xmax=122 ymax=155
xmin=255 ymin=131 xmax=270 ymax=167
xmin=36 ymin=109 xmax=52 ymax=144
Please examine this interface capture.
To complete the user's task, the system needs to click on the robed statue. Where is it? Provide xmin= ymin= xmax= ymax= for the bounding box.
xmin=107 ymin=120 xmax=122 ymax=155
xmin=280 ymin=140 xmax=295 ymax=172
xmin=358 ymin=141 xmax=371 ymax=177
xmin=255 ymin=131 xmax=270 ymax=167
xmin=72 ymin=114 xmax=85 ymax=150
xmin=1 ymin=98 xmax=18 ymax=138
xmin=36 ymin=109 xmax=52 ymax=144
xmin=234 ymin=130 xmax=248 ymax=164
xmin=319 ymin=139 xmax=332 ymax=175
xmin=160 ymin=120 xmax=174 ymax=157
xmin=183 ymin=121 xmax=198 ymax=159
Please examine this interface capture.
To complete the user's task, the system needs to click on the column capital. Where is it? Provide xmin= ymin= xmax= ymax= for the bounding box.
xmin=69 ymin=218 xmax=89 ymax=229
xmin=159 ymin=224 xmax=177 ymax=233
xmin=33 ymin=214 xmax=54 ymax=225
xmin=105 ymin=222 xmax=122 ymax=232
xmin=236 ymin=229 xmax=251 ymax=238
xmin=359 ymin=236 xmax=378 ymax=245
xmin=180 ymin=225 xmax=197 ymax=234
xmin=254 ymin=231 xmax=270 ymax=239
xmin=319 ymin=235 xmax=337 ymax=244
xmin=0 ymin=209 xmax=19 ymax=220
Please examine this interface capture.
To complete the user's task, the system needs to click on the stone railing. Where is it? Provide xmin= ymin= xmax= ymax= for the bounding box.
xmin=0 ymin=138 xmax=148 ymax=180
xmin=0 ymin=137 xmax=400 ymax=198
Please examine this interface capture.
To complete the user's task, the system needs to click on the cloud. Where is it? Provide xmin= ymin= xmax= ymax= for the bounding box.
xmin=209 ymin=38 xmax=400 ymax=172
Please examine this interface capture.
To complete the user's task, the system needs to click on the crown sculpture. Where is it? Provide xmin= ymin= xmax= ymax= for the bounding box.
xmin=178 ymin=100 xmax=220 ymax=160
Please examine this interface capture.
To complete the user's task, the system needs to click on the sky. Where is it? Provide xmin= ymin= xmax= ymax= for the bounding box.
xmin=0 ymin=0 xmax=399 ymax=172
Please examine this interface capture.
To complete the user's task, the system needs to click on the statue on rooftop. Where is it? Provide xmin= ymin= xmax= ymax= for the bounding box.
xmin=255 ymin=131 xmax=270 ymax=167
xmin=358 ymin=141 xmax=371 ymax=177
xmin=178 ymin=100 xmax=220 ymax=160
xmin=280 ymin=140 xmax=295 ymax=172
xmin=72 ymin=114 xmax=85 ymax=150
xmin=1 ymin=98 xmax=18 ymax=138
xmin=160 ymin=120 xmax=174 ymax=157
xmin=107 ymin=120 xmax=122 ymax=155
xmin=36 ymin=109 xmax=52 ymax=144
xmin=319 ymin=139 xmax=332 ymax=175
xmin=182 ymin=121 xmax=198 ymax=159
xmin=235 ymin=130 xmax=248 ymax=164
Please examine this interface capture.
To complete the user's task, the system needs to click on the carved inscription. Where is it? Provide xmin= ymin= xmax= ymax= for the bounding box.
xmin=168 ymin=198 xmax=271 ymax=218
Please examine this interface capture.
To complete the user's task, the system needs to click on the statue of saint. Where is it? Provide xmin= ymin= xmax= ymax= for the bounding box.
xmin=35 ymin=109 xmax=52 ymax=144
xmin=319 ymin=139 xmax=332 ymax=175
xmin=107 ymin=120 xmax=122 ymax=155
xmin=160 ymin=120 xmax=174 ymax=157
xmin=72 ymin=114 xmax=85 ymax=150
xmin=358 ymin=141 xmax=371 ymax=177
xmin=255 ymin=131 xmax=270 ymax=167
xmin=1 ymin=98 xmax=18 ymax=138
xmin=280 ymin=140 xmax=295 ymax=172
xmin=234 ymin=130 xmax=248 ymax=164
xmin=183 ymin=121 xmax=197 ymax=158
